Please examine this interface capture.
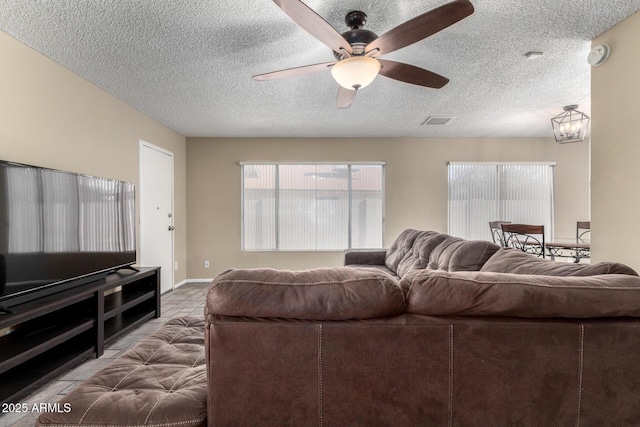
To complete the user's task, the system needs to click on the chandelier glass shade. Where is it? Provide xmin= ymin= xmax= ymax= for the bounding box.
xmin=331 ymin=56 xmax=381 ymax=90
xmin=551 ymin=105 xmax=590 ymax=144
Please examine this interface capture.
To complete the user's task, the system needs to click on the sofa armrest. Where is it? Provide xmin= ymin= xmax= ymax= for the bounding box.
xmin=343 ymin=249 xmax=387 ymax=266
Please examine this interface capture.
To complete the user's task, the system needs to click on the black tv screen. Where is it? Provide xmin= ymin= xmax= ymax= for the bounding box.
xmin=0 ymin=160 xmax=136 ymax=308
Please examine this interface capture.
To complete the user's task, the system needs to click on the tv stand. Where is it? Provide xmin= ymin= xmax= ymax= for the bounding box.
xmin=0 ymin=267 xmax=160 ymax=404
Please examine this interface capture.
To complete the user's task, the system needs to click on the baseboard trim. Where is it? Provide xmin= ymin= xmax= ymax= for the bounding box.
xmin=174 ymin=279 xmax=188 ymax=289
xmin=172 ymin=279 xmax=213 ymax=290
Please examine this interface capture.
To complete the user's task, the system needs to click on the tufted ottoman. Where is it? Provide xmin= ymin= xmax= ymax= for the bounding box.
xmin=36 ymin=317 xmax=207 ymax=427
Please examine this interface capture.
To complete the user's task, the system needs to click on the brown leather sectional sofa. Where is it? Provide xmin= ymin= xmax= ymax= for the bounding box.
xmin=205 ymin=229 xmax=640 ymax=426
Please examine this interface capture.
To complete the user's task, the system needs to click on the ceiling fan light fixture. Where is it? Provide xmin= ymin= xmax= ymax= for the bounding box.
xmin=331 ymin=56 xmax=381 ymax=90
xmin=551 ymin=105 xmax=590 ymax=144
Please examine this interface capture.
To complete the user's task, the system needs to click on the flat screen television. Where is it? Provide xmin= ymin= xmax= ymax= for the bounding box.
xmin=0 ymin=160 xmax=136 ymax=310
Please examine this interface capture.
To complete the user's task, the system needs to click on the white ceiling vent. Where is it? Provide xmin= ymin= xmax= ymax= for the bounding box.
xmin=422 ymin=116 xmax=455 ymax=126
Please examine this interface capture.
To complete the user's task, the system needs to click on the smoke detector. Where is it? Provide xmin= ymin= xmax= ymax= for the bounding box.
xmin=588 ymin=45 xmax=610 ymax=66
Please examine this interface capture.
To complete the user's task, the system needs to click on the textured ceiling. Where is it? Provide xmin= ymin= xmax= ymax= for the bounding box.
xmin=1 ymin=0 xmax=639 ymax=138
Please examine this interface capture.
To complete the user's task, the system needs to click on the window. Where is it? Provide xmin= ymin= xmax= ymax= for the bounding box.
xmin=242 ymin=163 xmax=384 ymax=251
xmin=448 ymin=162 xmax=555 ymax=241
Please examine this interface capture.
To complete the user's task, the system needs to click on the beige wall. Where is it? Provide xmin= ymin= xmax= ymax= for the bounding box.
xmin=0 ymin=30 xmax=188 ymax=285
xmin=591 ymin=11 xmax=640 ymax=270
xmin=187 ymin=137 xmax=589 ymax=278
xmin=0 ymin=25 xmax=596 ymax=282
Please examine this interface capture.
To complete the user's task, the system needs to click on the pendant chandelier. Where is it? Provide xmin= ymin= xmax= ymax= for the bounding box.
xmin=551 ymin=105 xmax=590 ymax=144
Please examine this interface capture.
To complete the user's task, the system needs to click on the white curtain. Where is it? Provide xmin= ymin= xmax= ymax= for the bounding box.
xmin=448 ymin=162 xmax=555 ymax=241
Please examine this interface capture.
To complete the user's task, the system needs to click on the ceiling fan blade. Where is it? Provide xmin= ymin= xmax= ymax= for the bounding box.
xmin=253 ymin=61 xmax=336 ymax=81
xmin=378 ymin=59 xmax=449 ymax=88
xmin=273 ymin=0 xmax=353 ymax=55
xmin=365 ymin=0 xmax=474 ymax=56
xmin=337 ymin=86 xmax=357 ymax=109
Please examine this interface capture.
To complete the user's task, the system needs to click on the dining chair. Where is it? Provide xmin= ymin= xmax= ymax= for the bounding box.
xmin=577 ymin=221 xmax=590 ymax=243
xmin=572 ymin=220 xmax=591 ymax=262
xmin=501 ymin=223 xmax=546 ymax=258
xmin=489 ymin=221 xmax=511 ymax=247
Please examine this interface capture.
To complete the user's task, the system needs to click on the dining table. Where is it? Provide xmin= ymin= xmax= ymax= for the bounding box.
xmin=545 ymin=240 xmax=590 ymax=263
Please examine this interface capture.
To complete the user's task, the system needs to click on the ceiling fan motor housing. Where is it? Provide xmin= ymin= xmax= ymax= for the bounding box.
xmin=332 ymin=11 xmax=379 ymax=59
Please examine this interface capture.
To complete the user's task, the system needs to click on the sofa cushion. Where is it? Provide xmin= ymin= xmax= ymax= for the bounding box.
xmin=206 ymin=267 xmax=405 ymax=321
xmin=403 ymin=270 xmax=640 ymax=318
xmin=384 ymin=229 xmax=423 ymax=274
xmin=396 ymin=231 xmax=449 ymax=277
xmin=427 ymin=236 xmax=500 ymax=272
xmin=481 ymin=248 xmax=638 ymax=276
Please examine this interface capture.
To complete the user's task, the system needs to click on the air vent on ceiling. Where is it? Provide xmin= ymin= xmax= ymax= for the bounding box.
xmin=524 ymin=51 xmax=544 ymax=60
xmin=421 ymin=116 xmax=454 ymax=126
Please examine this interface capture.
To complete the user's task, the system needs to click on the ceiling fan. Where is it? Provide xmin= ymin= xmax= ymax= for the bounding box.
xmin=253 ymin=0 xmax=474 ymax=108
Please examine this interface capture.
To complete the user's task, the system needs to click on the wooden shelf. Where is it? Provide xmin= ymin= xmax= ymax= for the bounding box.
xmin=104 ymin=288 xmax=156 ymax=321
xmin=0 ymin=267 xmax=160 ymax=404
xmin=0 ymin=334 xmax=95 ymax=403
xmin=0 ymin=317 xmax=94 ymax=374
xmin=105 ymin=307 xmax=156 ymax=345
xmin=0 ymin=288 xmax=95 ymax=330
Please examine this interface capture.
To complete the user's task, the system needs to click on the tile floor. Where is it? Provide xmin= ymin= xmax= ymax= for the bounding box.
xmin=0 ymin=282 xmax=209 ymax=427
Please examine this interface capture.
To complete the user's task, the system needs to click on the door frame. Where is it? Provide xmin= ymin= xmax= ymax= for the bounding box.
xmin=139 ymin=140 xmax=175 ymax=293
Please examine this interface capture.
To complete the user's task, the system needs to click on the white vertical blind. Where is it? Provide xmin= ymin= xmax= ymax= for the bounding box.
xmin=242 ymin=163 xmax=384 ymax=251
xmin=448 ymin=162 xmax=555 ymax=241
xmin=5 ymin=165 xmax=135 ymax=254
xmin=42 ymin=170 xmax=79 ymax=252
xmin=78 ymin=176 xmax=136 ymax=252
xmin=351 ymin=164 xmax=384 ymax=249
xmin=242 ymin=164 xmax=276 ymax=250
xmin=499 ymin=164 xmax=554 ymax=236
xmin=6 ymin=167 xmax=42 ymax=253
xmin=278 ymin=164 xmax=349 ymax=250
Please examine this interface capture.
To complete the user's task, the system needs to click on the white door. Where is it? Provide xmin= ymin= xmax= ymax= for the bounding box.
xmin=140 ymin=141 xmax=174 ymax=293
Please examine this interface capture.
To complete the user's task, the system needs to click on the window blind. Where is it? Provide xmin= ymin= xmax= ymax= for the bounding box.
xmin=242 ymin=163 xmax=384 ymax=251
xmin=448 ymin=162 xmax=555 ymax=241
